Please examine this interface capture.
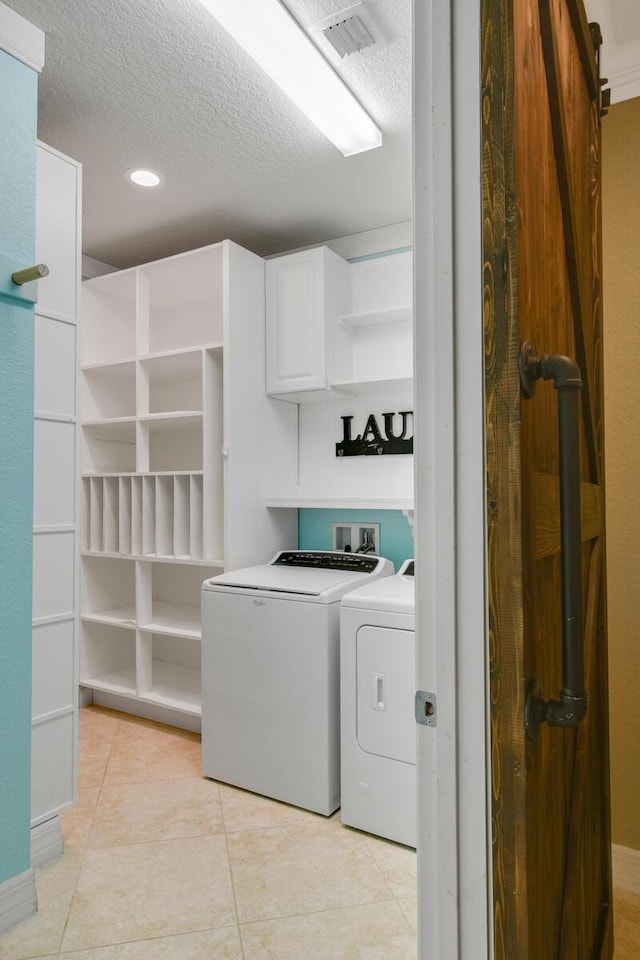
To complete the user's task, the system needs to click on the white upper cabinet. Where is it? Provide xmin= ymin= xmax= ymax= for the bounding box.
xmin=34 ymin=142 xmax=80 ymax=323
xmin=266 ymin=247 xmax=413 ymax=401
xmin=266 ymin=246 xmax=352 ymax=400
xmin=264 ymin=247 xmax=415 ymax=509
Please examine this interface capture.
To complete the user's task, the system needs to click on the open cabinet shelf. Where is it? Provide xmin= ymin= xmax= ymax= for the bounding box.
xmin=80 ymin=241 xmax=298 ymax=728
xmin=329 ymin=376 xmax=413 ymax=395
xmin=265 ymin=496 xmax=414 ymax=511
xmin=338 ymin=305 xmax=413 ymax=328
xmin=139 ymin=601 xmax=202 ymax=640
xmin=141 ymin=660 xmax=201 ymax=716
xmin=81 ymin=604 xmax=137 ymax=629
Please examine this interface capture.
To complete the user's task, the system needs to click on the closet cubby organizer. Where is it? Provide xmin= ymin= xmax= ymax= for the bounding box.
xmin=79 ymin=241 xmax=297 ymax=729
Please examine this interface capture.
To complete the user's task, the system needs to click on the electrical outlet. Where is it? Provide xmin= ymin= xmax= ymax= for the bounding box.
xmin=332 ymin=522 xmax=379 ymax=555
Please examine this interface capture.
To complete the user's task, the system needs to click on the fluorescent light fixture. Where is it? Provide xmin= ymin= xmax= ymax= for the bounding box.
xmin=126 ymin=168 xmax=162 ymax=187
xmin=197 ymin=0 xmax=382 ymax=156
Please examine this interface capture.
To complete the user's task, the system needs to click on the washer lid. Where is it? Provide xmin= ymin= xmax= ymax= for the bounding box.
xmin=202 ymin=551 xmax=394 ymax=601
xmin=341 ymin=561 xmax=415 ymax=615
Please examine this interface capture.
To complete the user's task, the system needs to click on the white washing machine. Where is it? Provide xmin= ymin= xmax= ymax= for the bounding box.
xmin=340 ymin=559 xmax=416 ymax=846
xmin=201 ymin=550 xmax=394 ymax=816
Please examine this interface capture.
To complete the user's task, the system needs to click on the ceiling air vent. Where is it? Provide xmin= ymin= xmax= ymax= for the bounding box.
xmin=323 ymin=14 xmax=375 ymax=58
xmin=309 ymin=2 xmax=386 ymax=60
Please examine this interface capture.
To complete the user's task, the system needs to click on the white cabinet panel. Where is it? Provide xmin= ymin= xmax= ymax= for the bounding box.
xmin=266 ymin=246 xmax=351 ymax=398
xmin=270 ymin=254 xmax=321 ymax=387
xmin=32 ymin=532 xmax=75 ymax=621
xmin=32 ymin=621 xmax=75 ymax=717
xmin=33 ymin=419 xmax=75 ymax=527
xmin=35 ymin=145 xmax=79 ymax=321
xmin=32 ymin=142 xmax=80 ymax=831
xmin=34 ymin=315 xmax=76 ymax=417
xmin=31 ymin=713 xmax=75 ymax=824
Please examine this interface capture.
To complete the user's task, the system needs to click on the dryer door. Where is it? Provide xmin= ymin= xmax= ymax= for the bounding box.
xmin=356 ymin=625 xmax=415 ymax=764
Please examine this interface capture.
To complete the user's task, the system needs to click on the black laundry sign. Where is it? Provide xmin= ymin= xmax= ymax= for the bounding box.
xmin=336 ymin=412 xmax=414 ymax=457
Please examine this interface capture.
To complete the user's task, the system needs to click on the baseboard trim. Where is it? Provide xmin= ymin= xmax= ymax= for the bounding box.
xmin=91 ymin=689 xmax=201 ymax=733
xmin=0 ymin=869 xmax=37 ymax=936
xmin=612 ymin=843 xmax=640 ymax=894
xmin=30 ymin=816 xmax=63 ymax=869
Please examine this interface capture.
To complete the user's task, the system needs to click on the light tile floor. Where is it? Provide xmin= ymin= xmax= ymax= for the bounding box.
xmin=1 ymin=705 xmax=637 ymax=959
xmin=1 ymin=706 xmax=417 ymax=959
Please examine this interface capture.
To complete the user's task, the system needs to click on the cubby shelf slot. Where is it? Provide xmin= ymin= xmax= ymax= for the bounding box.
xmin=139 ymin=412 xmax=203 ymax=425
xmin=139 ymin=602 xmax=202 ymax=640
xmin=83 ymin=668 xmax=137 ymax=696
xmin=138 ymin=343 xmax=223 ymax=362
xmin=81 ymin=604 xmax=136 ymax=628
xmin=143 ymin=661 xmax=201 ymax=714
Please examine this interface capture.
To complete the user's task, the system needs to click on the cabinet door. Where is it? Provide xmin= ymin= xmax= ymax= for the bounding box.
xmin=34 ymin=144 xmax=79 ymax=322
xmin=265 ymin=247 xmax=327 ymax=394
xmin=32 ymin=143 xmax=80 ymax=827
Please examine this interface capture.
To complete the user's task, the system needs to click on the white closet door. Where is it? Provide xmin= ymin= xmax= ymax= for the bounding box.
xmin=31 ymin=143 xmax=81 ymax=827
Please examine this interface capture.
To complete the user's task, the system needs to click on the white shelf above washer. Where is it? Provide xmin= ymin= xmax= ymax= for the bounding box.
xmin=329 ymin=376 xmax=413 ymax=395
xmin=265 ymin=496 xmax=414 ymax=511
xmin=338 ymin=306 xmax=412 ymax=328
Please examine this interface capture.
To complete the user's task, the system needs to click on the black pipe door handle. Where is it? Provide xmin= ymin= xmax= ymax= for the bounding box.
xmin=519 ymin=341 xmax=588 ymax=738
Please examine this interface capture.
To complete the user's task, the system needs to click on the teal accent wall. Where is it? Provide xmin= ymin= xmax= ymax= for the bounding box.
xmin=298 ymin=509 xmax=414 ymax=573
xmin=0 ymin=49 xmax=37 ymax=884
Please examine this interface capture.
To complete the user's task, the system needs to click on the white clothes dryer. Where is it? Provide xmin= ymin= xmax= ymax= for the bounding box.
xmin=201 ymin=550 xmax=394 ymax=816
xmin=340 ymin=559 xmax=416 ymax=846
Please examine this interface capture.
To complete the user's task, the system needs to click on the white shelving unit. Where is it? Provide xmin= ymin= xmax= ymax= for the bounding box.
xmin=80 ymin=241 xmax=297 ymax=730
xmin=265 ymin=247 xmax=415 ymax=509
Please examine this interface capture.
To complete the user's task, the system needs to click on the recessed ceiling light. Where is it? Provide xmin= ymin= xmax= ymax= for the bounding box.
xmin=126 ymin=168 xmax=163 ymax=187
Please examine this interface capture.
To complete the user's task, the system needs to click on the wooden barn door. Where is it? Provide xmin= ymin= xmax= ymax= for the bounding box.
xmin=483 ymin=0 xmax=612 ymax=957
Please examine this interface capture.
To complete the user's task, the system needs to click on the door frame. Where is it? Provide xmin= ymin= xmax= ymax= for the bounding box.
xmin=413 ymin=2 xmax=491 ymax=958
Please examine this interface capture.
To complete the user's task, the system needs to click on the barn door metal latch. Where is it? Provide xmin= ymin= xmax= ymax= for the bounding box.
xmin=415 ymin=690 xmax=436 ymax=727
xmin=525 ymin=680 xmax=587 ymax=739
xmin=519 ymin=342 xmax=588 ymax=739
xmin=589 ymin=21 xmax=611 ymax=118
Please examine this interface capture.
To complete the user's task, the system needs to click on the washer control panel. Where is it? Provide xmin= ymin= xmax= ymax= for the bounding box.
xmin=272 ymin=551 xmax=380 ymax=574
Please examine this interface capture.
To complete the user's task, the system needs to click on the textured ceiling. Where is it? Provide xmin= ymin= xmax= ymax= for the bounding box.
xmin=4 ymin=0 xmax=411 ymax=268
xmin=7 ymin=1 xmax=632 ymax=269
